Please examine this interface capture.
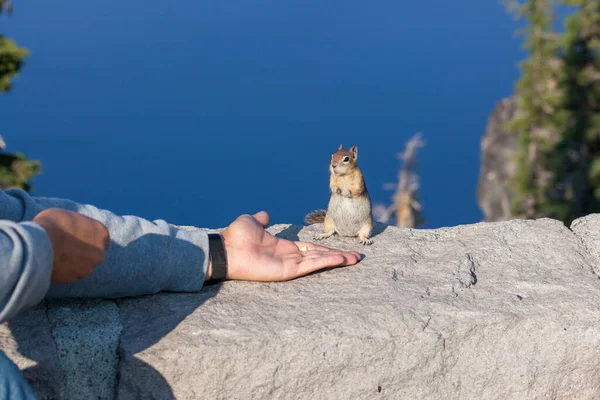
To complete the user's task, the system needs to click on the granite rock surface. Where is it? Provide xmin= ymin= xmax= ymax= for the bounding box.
xmin=2 ymin=217 xmax=600 ymax=399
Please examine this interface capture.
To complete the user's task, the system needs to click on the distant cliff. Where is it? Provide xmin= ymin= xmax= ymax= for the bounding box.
xmin=477 ymin=96 xmax=519 ymax=222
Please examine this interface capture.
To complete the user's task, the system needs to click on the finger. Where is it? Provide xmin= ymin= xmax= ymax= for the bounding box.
xmin=252 ymin=211 xmax=270 ymax=228
xmin=294 ymin=249 xmax=360 ymax=261
xmin=285 ymin=253 xmax=357 ymax=279
xmin=97 ymin=222 xmax=111 ymax=250
xmin=71 ymin=245 xmax=106 ymax=270
xmin=294 ymin=241 xmax=361 ymax=258
xmin=305 ymin=248 xmax=361 ymax=260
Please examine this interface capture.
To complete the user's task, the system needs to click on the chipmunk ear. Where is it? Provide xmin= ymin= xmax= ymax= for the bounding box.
xmin=349 ymin=145 xmax=358 ymax=159
xmin=338 ymin=143 xmax=344 ymax=151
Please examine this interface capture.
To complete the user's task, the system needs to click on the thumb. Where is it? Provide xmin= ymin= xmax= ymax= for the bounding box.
xmin=252 ymin=211 xmax=270 ymax=228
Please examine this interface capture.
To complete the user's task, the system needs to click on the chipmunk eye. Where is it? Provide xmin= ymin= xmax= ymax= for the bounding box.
xmin=343 ymin=156 xmax=349 ymax=162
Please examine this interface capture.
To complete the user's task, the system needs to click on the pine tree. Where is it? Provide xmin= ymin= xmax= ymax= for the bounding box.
xmin=504 ymin=0 xmax=563 ymax=219
xmin=547 ymin=0 xmax=600 ymax=224
xmin=0 ymin=1 xmax=41 ymax=192
xmin=0 ymin=35 xmax=29 ymax=92
xmin=0 ymin=137 xmax=41 ymax=191
xmin=373 ymin=133 xmax=426 ymax=228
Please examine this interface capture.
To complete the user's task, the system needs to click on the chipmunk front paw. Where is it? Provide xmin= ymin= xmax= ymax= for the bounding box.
xmin=331 ymin=186 xmax=341 ymax=194
xmin=359 ymin=237 xmax=373 ymax=245
xmin=341 ymin=188 xmax=352 ymax=198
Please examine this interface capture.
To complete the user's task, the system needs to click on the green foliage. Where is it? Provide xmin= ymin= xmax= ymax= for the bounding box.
xmin=0 ymin=146 xmax=41 ymax=192
xmin=547 ymin=0 xmax=600 ymax=224
xmin=503 ymin=0 xmax=600 ymax=225
xmin=0 ymin=36 xmax=29 ymax=92
xmin=0 ymin=1 xmax=40 ymax=193
xmin=504 ymin=0 xmax=562 ymax=218
xmin=0 ymin=1 xmax=29 ymax=93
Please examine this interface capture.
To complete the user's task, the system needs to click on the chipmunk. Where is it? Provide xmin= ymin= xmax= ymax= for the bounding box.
xmin=305 ymin=144 xmax=373 ymax=245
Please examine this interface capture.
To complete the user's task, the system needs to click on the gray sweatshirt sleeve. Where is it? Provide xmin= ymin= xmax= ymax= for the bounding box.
xmin=0 ymin=188 xmax=209 ymax=304
xmin=0 ymin=220 xmax=53 ymax=324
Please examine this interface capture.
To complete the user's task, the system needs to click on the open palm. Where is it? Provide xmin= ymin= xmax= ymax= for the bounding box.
xmin=220 ymin=211 xmax=362 ymax=282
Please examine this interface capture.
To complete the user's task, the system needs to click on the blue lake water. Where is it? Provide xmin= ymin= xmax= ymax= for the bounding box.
xmin=1 ymin=0 xmax=524 ymax=230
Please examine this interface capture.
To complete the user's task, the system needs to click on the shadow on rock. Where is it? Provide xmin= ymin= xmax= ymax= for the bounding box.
xmin=115 ymin=285 xmax=221 ymax=399
xmin=274 ymin=224 xmax=302 ymax=241
xmin=6 ymin=305 xmax=61 ymax=400
xmin=8 ymin=232 xmax=220 ymax=400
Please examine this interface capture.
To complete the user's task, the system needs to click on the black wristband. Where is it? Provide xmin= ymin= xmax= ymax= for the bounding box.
xmin=206 ymin=233 xmax=228 ymax=284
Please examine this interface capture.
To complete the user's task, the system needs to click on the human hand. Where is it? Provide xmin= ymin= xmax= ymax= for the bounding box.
xmin=207 ymin=211 xmax=362 ymax=282
xmin=33 ymin=208 xmax=110 ymax=284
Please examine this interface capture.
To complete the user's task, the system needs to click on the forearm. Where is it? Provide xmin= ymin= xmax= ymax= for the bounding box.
xmin=48 ymin=216 xmax=209 ymax=299
xmin=0 ymin=221 xmax=53 ymax=324
xmin=1 ymin=188 xmax=210 ymax=299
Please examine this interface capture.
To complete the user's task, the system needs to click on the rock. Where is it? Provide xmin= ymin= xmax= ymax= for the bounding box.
xmin=0 ymin=302 xmax=61 ymax=400
xmin=113 ymin=220 xmax=600 ymax=399
xmin=47 ymin=299 xmax=122 ymax=400
xmin=477 ymin=96 xmax=519 ymax=221
xmin=3 ymin=218 xmax=600 ymax=399
xmin=570 ymin=214 xmax=600 ymax=276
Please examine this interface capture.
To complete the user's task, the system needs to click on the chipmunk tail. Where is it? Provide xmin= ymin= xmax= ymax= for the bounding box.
xmin=304 ymin=209 xmax=327 ymax=224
